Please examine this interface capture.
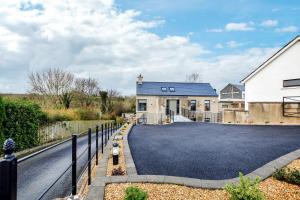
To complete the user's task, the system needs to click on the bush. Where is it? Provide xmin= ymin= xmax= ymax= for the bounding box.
xmin=273 ymin=168 xmax=300 ymax=185
xmin=0 ymin=96 xmax=6 ymax=147
xmin=225 ymin=172 xmax=265 ymax=200
xmin=75 ymin=109 xmax=100 ymax=120
xmin=2 ymin=99 xmax=48 ymax=152
xmin=124 ymin=186 xmax=148 ymax=200
xmin=111 ymin=166 xmax=126 ymax=176
xmin=45 ymin=108 xmax=78 ymax=122
xmin=273 ymin=168 xmax=285 ymax=181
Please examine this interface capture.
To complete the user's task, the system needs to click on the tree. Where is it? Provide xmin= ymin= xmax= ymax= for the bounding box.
xmin=107 ymin=89 xmax=120 ymax=112
xmin=29 ymin=68 xmax=74 ymax=109
xmin=99 ymin=91 xmax=108 ymax=113
xmin=185 ymin=72 xmax=202 ymax=83
xmin=99 ymin=89 xmax=120 ymax=113
xmin=75 ymin=77 xmax=100 ymax=107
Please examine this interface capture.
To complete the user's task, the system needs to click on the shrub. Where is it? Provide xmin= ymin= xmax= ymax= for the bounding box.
xmin=111 ymin=166 xmax=125 ymax=176
xmin=124 ymin=186 xmax=148 ymax=200
xmin=273 ymin=168 xmax=300 ymax=185
xmin=45 ymin=108 xmax=78 ymax=122
xmin=225 ymin=172 xmax=265 ymax=200
xmin=75 ymin=109 xmax=100 ymax=120
xmin=0 ymin=96 xmax=6 ymax=147
xmin=2 ymin=99 xmax=48 ymax=152
xmin=273 ymin=168 xmax=286 ymax=181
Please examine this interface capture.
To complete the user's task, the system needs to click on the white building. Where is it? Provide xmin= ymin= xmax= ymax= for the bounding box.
xmin=219 ymin=35 xmax=300 ymax=124
xmin=241 ymin=35 xmax=300 ymax=112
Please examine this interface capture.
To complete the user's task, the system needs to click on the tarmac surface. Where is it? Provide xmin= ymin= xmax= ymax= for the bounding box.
xmin=129 ymin=122 xmax=300 ymax=180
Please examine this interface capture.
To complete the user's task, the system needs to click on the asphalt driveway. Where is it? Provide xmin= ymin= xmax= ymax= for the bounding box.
xmin=128 ymin=122 xmax=300 ymax=180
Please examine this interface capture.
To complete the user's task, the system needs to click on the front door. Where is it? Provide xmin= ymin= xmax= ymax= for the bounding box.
xmin=166 ymin=99 xmax=180 ymax=115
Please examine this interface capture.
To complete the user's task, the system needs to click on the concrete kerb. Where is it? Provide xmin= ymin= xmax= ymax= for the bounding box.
xmin=86 ymin=123 xmax=300 ymax=200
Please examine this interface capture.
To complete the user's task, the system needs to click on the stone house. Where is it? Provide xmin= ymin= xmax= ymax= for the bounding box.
xmin=219 ymin=83 xmax=245 ymax=110
xmin=136 ymin=75 xmax=219 ymax=124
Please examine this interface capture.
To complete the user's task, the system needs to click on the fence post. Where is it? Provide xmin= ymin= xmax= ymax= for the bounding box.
xmin=110 ymin=123 xmax=114 ymax=135
xmin=101 ymin=124 xmax=104 ymax=154
xmin=88 ymin=128 xmax=91 ymax=185
xmin=0 ymin=138 xmax=17 ymax=200
xmin=104 ymin=123 xmax=106 ymax=146
xmin=107 ymin=123 xmax=110 ymax=141
xmin=96 ymin=125 xmax=99 ymax=166
xmin=72 ymin=134 xmax=77 ymax=195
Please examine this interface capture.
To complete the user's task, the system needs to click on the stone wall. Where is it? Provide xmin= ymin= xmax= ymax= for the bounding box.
xmin=223 ymin=102 xmax=300 ymax=125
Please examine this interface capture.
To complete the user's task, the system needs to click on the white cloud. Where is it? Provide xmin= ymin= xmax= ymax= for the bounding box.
xmin=215 ymin=43 xmax=224 ymax=49
xmin=226 ymin=41 xmax=244 ymax=48
xmin=261 ymin=20 xmax=278 ymax=27
xmin=0 ymin=0 xmax=279 ymax=95
xmin=225 ymin=22 xmax=255 ymax=31
xmin=206 ymin=28 xmax=223 ymax=33
xmin=275 ymin=26 xmax=298 ymax=33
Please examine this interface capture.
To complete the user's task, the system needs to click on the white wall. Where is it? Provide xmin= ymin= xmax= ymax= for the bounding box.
xmin=245 ymin=40 xmax=300 ymax=110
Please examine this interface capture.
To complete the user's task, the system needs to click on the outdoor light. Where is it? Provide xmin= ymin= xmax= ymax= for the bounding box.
xmin=112 ymin=142 xmax=119 ymax=165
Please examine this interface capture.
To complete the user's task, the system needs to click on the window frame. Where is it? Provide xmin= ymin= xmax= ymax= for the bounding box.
xmin=190 ymin=100 xmax=197 ymax=111
xmin=137 ymin=99 xmax=147 ymax=112
xmin=283 ymin=78 xmax=300 ymax=88
xmin=204 ymin=100 xmax=210 ymax=111
xmin=161 ymin=87 xmax=167 ymax=92
xmin=169 ymin=87 xmax=175 ymax=92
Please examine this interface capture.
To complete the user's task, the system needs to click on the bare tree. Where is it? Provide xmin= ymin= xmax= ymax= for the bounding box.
xmin=29 ymin=68 xmax=75 ymax=109
xmin=75 ymin=77 xmax=100 ymax=107
xmin=185 ymin=72 xmax=202 ymax=83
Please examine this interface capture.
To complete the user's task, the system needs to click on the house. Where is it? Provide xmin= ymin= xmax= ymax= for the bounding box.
xmin=136 ymin=74 xmax=219 ymax=124
xmin=219 ymin=83 xmax=245 ymax=110
xmin=224 ymin=35 xmax=300 ymax=124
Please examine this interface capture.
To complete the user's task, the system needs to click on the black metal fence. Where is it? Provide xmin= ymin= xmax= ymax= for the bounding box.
xmin=0 ymin=122 xmax=123 ymax=200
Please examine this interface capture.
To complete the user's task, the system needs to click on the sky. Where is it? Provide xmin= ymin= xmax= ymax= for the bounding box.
xmin=0 ymin=0 xmax=299 ymax=95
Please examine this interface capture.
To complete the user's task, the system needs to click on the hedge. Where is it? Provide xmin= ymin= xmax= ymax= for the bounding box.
xmin=1 ymin=99 xmax=48 ymax=153
xmin=0 ymin=97 xmax=6 ymax=148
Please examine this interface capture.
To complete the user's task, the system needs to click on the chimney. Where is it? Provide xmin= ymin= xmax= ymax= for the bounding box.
xmin=137 ymin=74 xmax=143 ymax=85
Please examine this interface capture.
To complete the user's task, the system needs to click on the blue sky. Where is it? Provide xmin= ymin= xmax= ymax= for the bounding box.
xmin=116 ymin=0 xmax=300 ymax=55
xmin=0 ymin=0 xmax=299 ymax=94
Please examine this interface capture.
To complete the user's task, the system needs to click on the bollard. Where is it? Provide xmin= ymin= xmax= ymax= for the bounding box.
xmin=96 ymin=125 xmax=99 ymax=165
xmin=0 ymin=138 xmax=17 ymax=200
xmin=101 ymin=124 xmax=104 ymax=154
xmin=88 ymin=128 xmax=91 ymax=185
xmin=72 ymin=134 xmax=77 ymax=195
xmin=112 ymin=142 xmax=119 ymax=165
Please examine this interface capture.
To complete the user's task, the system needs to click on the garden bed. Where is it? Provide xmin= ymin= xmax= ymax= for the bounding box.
xmin=104 ymin=158 xmax=300 ymax=200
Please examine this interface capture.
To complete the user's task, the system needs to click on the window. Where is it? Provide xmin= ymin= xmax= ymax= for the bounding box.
xmin=169 ymin=87 xmax=175 ymax=92
xmin=161 ymin=87 xmax=167 ymax=92
xmin=283 ymin=78 xmax=300 ymax=87
xmin=137 ymin=99 xmax=147 ymax=111
xmin=190 ymin=100 xmax=196 ymax=111
xmin=204 ymin=100 xmax=210 ymax=111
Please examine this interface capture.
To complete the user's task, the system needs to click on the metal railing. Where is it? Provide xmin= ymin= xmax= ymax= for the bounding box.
xmin=283 ymin=96 xmax=300 ymax=118
xmin=181 ymin=108 xmax=222 ymax=123
xmin=0 ymin=122 xmax=124 ymax=200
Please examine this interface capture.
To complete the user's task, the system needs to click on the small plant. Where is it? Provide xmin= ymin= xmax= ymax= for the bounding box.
xmin=124 ymin=186 xmax=148 ymax=200
xmin=111 ymin=166 xmax=125 ymax=176
xmin=273 ymin=168 xmax=286 ymax=181
xmin=273 ymin=168 xmax=300 ymax=185
xmin=225 ymin=172 xmax=265 ymax=200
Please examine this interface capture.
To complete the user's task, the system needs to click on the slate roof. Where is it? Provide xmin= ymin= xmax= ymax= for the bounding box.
xmin=136 ymin=82 xmax=218 ymax=96
xmin=232 ymin=84 xmax=245 ymax=91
